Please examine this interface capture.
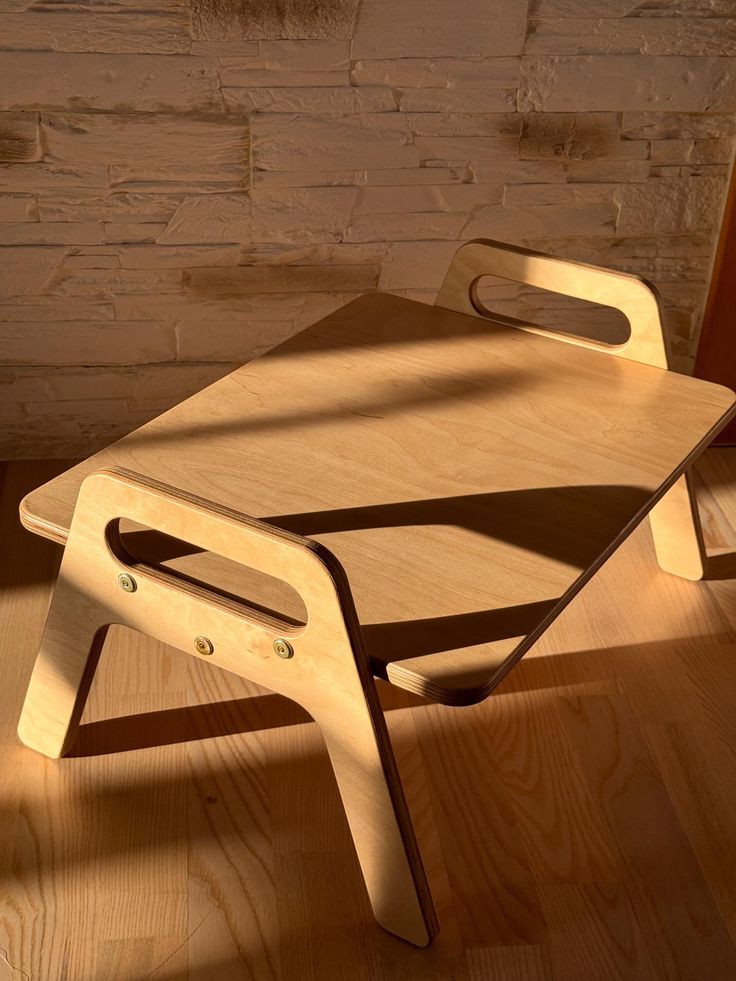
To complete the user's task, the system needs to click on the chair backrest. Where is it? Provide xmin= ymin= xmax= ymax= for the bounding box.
xmin=436 ymin=238 xmax=670 ymax=370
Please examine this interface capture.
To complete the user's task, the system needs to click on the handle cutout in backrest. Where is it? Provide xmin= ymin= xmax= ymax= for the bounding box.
xmin=107 ymin=518 xmax=308 ymax=629
xmin=469 ymin=273 xmax=631 ymax=346
xmin=436 ymin=239 xmax=669 ymax=370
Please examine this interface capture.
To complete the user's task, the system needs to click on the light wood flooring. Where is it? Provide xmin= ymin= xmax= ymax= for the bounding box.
xmin=2 ymin=452 xmax=736 ymax=981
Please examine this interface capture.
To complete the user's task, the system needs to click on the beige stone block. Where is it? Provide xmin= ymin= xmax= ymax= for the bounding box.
xmin=0 ymin=9 xmax=191 ymax=54
xmin=406 ymin=113 xmax=521 ymax=138
xmin=364 ymin=167 xmax=470 ymax=185
xmin=109 ymin=165 xmax=246 ymax=194
xmin=0 ymin=112 xmax=41 ymax=163
xmin=622 ymin=112 xmax=736 ymax=140
xmin=252 ymin=166 xmax=470 ymax=187
xmin=239 ymin=242 xmax=386 ymax=265
xmin=220 ymin=39 xmax=350 ymax=70
xmin=37 ymin=191 xmax=184 ymax=223
xmin=378 ymin=241 xmax=459 ymax=290
xmin=0 ymin=222 xmax=105 ymax=245
xmin=175 ymin=318 xmax=299 ymax=362
xmin=0 ymin=246 xmax=65 ymax=298
xmin=565 ymin=160 xmax=651 ymax=182
xmin=115 ymin=289 xmax=321 ymax=322
xmin=220 ymin=68 xmax=350 ymax=87
xmin=412 ymin=134 xmax=522 ymax=166
xmin=105 ymin=223 xmax=168 ymax=244
xmin=0 ymin=161 xmax=108 ymax=192
xmin=117 ymin=245 xmax=242 ymax=269
xmin=470 ymin=159 xmax=569 ymax=184
xmin=0 ymin=195 xmax=37 ymax=222
xmin=344 ymin=212 xmax=466 ymax=242
xmin=530 ymin=0 xmax=735 ymax=15
xmin=0 ymin=53 xmax=224 ymax=113
xmin=0 ymin=369 xmax=53 ymax=402
xmin=158 ymin=188 xmax=356 ymax=244
xmin=351 ymin=56 xmax=520 ymax=89
xmin=526 ymin=17 xmax=736 ymax=57
xmin=2 ymin=321 xmax=177 ymax=365
xmin=251 ymin=113 xmax=421 ymax=172
xmin=190 ymin=0 xmax=359 ymax=41
xmin=650 ymin=163 xmax=729 ymax=179
xmin=354 ymin=184 xmax=504 ymax=214
xmin=0 ymin=297 xmax=113 ymax=321
xmin=397 ymin=89 xmax=517 ymax=113
xmin=25 ymin=397 xmax=132 ymax=419
xmin=650 ymin=138 xmax=735 ymax=165
xmin=132 ymin=362 xmax=241 ymax=399
xmin=44 ymin=368 xmax=138 ymax=400
xmin=462 ymin=201 xmax=617 ymax=239
xmin=352 ymin=0 xmax=527 ymax=58
xmin=503 ymin=183 xmax=617 ymax=207
xmin=519 ymin=56 xmax=736 ymax=112
xmin=520 ymin=113 xmax=647 ymax=160
xmin=520 ymin=234 xmax=713 ymax=281
xmin=190 ymin=40 xmax=260 ymax=58
xmin=223 ymin=86 xmax=396 ymax=113
xmin=62 ymin=252 xmax=119 ymax=270
xmin=614 ymin=176 xmax=727 ymax=234
xmin=42 ymin=113 xmax=248 ymax=170
xmin=184 ymin=263 xmax=379 ymax=293
xmin=47 ymin=266 xmax=182 ymax=296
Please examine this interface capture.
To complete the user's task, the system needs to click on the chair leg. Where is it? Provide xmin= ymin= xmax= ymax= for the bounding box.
xmin=312 ymin=687 xmax=438 ymax=948
xmin=17 ymin=572 xmax=109 ymax=759
xmin=648 ymin=471 xmax=707 ymax=581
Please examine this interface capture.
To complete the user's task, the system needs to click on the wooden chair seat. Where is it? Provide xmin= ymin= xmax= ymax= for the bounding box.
xmin=16 ymin=240 xmax=736 ymax=947
xmin=20 ymin=289 xmax=734 ymax=705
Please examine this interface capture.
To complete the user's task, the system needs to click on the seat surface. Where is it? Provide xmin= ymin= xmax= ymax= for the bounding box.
xmin=21 ymin=292 xmax=736 ymax=704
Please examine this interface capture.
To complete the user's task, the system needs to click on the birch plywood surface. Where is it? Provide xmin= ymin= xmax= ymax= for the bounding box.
xmin=19 ymin=292 xmax=735 ymax=704
xmin=3 ymin=454 xmax=736 ymax=979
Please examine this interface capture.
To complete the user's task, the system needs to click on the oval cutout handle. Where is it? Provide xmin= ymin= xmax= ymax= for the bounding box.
xmin=436 ymin=238 xmax=669 ymax=370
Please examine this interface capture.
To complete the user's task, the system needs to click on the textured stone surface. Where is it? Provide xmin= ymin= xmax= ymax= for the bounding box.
xmin=0 ymin=112 xmax=41 ymax=163
xmin=0 ymin=1 xmax=733 ymax=455
xmin=157 ymin=189 xmax=357 ymax=244
xmin=0 ymin=53 xmax=224 ymax=113
xmin=190 ymin=0 xmax=360 ymax=41
xmin=519 ymin=56 xmax=736 ymax=112
xmin=352 ymin=0 xmax=527 ymax=59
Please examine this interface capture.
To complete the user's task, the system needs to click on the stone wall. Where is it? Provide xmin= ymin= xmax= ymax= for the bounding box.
xmin=1 ymin=0 xmax=734 ymax=457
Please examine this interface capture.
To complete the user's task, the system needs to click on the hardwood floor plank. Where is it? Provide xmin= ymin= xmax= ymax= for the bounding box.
xmin=556 ymin=691 xmax=736 ymax=980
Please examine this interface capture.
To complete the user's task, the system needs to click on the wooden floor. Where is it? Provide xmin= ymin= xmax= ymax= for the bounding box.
xmin=2 ymin=453 xmax=736 ymax=981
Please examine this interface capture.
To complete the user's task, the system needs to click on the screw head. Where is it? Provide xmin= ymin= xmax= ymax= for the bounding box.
xmin=194 ymin=636 xmax=214 ymax=656
xmin=273 ymin=638 xmax=294 ymax=659
xmin=118 ymin=573 xmax=137 ymax=593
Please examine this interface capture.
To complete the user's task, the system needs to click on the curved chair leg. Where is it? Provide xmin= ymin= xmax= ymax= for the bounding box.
xmin=313 ymin=687 xmax=438 ymax=948
xmin=648 ymin=471 xmax=707 ymax=581
xmin=17 ymin=467 xmax=438 ymax=946
xmin=17 ymin=571 xmax=110 ymax=759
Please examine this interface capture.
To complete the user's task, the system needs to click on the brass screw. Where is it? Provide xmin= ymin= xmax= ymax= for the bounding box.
xmin=194 ymin=636 xmax=214 ymax=656
xmin=118 ymin=573 xmax=137 ymax=593
xmin=273 ymin=638 xmax=294 ymax=659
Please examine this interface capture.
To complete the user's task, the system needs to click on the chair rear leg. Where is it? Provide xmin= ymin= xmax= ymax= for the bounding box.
xmin=648 ymin=471 xmax=707 ymax=581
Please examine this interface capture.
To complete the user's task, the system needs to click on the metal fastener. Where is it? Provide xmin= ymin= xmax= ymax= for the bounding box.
xmin=118 ymin=572 xmax=137 ymax=593
xmin=194 ymin=635 xmax=214 ymax=656
xmin=273 ymin=638 xmax=294 ymax=659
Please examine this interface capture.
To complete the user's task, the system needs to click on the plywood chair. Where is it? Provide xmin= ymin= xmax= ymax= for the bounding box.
xmin=16 ymin=239 xmax=735 ymax=947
